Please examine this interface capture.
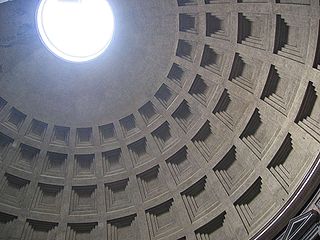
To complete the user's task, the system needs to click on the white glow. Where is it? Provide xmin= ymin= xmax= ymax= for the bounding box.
xmin=37 ymin=0 xmax=114 ymax=62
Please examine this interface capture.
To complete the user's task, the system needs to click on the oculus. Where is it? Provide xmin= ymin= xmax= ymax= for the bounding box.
xmin=37 ymin=0 xmax=114 ymax=62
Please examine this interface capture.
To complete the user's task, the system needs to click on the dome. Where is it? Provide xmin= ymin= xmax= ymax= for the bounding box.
xmin=0 ymin=0 xmax=319 ymax=239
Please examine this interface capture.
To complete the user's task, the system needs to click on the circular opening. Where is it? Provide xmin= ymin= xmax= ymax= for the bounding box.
xmin=37 ymin=0 xmax=114 ymax=62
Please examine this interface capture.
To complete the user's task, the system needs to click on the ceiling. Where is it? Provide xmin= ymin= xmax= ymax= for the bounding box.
xmin=0 ymin=0 xmax=319 ymax=240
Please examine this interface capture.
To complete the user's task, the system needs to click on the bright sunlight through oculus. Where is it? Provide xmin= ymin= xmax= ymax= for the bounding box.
xmin=37 ymin=0 xmax=114 ymax=62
